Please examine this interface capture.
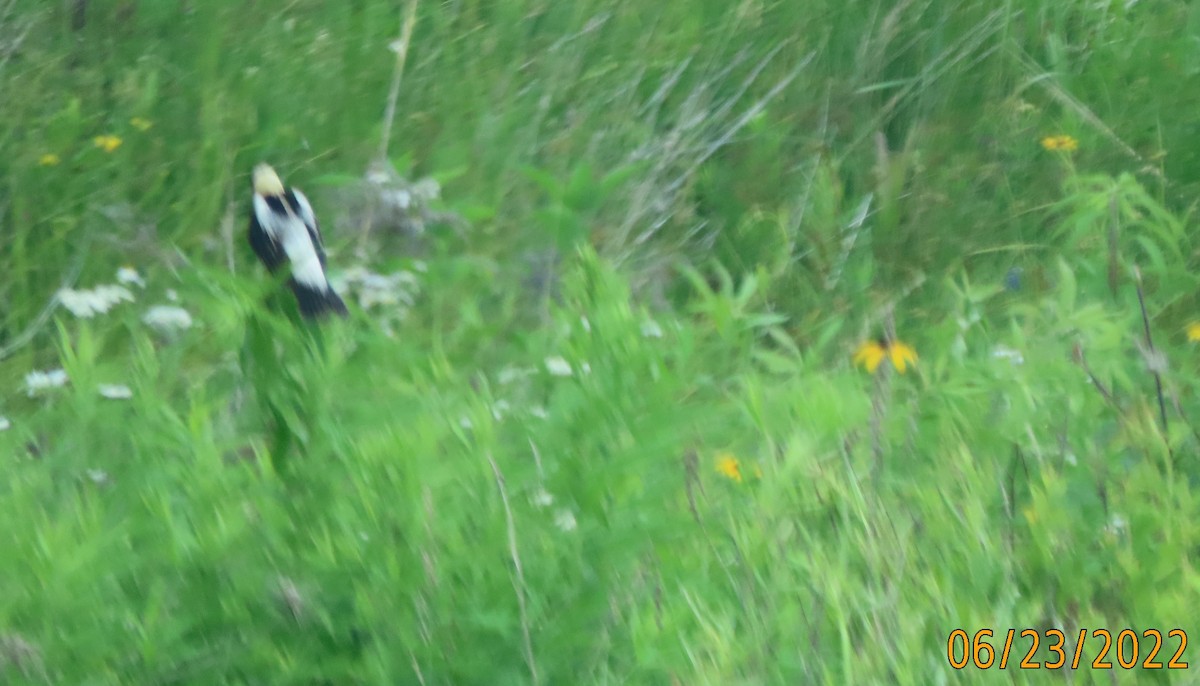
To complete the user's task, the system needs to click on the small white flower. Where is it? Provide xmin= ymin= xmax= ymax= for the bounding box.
xmin=529 ymin=405 xmax=549 ymax=420
xmin=364 ymin=271 xmax=418 ymax=309
xmin=165 ymin=289 xmax=179 ymax=302
xmin=366 ymin=168 xmax=392 ymax=186
xmin=957 ymin=311 xmax=981 ymax=331
xmin=545 ymin=356 xmax=573 ymax=377
xmin=388 ymin=38 xmax=405 ymax=54
xmin=1105 ymin=514 xmax=1128 ymax=536
xmin=554 ymin=509 xmax=577 ymax=532
xmin=336 ymin=267 xmax=419 ymax=312
xmin=410 ymin=178 xmax=440 ymax=202
xmin=1138 ymin=342 xmax=1168 ymax=374
xmin=383 ymin=188 xmax=412 ymax=210
xmin=86 ymin=468 xmax=111 ymax=485
xmin=98 ymin=384 xmax=133 ymax=400
xmin=142 ymin=305 xmax=193 ymax=333
xmin=491 ymin=400 xmax=511 ymax=420
xmin=992 ymin=345 xmax=1024 ymax=366
xmin=25 ymin=368 xmax=69 ymax=396
xmin=530 ymin=488 xmax=554 ymax=509
xmin=57 ymin=285 xmax=134 ymax=318
xmin=0 ymin=416 xmax=10 ymax=431
xmin=116 ymin=266 xmax=145 ymax=288
xmin=329 ymin=265 xmax=370 ymax=294
xmin=641 ymin=319 xmax=664 ymax=339
xmin=497 ymin=366 xmax=535 ymax=385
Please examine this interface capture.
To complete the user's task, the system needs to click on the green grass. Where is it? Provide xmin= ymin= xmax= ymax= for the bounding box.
xmin=2 ymin=0 xmax=1200 ymax=683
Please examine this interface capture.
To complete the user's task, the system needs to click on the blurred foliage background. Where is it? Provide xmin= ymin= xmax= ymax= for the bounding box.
xmin=2 ymin=0 xmax=1200 ymax=683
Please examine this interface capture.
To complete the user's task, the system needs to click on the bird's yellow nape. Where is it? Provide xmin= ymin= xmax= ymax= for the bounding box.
xmin=252 ymin=163 xmax=285 ymax=195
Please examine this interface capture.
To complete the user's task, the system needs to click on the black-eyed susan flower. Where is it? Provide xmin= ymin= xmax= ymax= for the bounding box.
xmin=38 ymin=153 xmax=61 ymax=167
xmin=249 ymin=163 xmax=348 ymax=318
xmin=94 ymin=135 xmax=122 ymax=152
xmin=1187 ymin=321 xmax=1200 ymax=342
xmin=853 ymin=338 xmax=918 ymax=374
xmin=716 ymin=452 xmax=743 ymax=483
xmin=1040 ymin=134 xmax=1078 ymax=152
xmin=130 ymin=117 xmax=153 ymax=132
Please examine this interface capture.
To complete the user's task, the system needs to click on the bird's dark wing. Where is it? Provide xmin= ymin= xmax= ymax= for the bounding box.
xmin=248 ymin=206 xmax=287 ymax=272
xmin=287 ymin=188 xmax=327 ymax=269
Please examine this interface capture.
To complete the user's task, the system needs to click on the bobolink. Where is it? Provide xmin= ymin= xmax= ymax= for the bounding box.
xmin=249 ymin=163 xmax=348 ymax=318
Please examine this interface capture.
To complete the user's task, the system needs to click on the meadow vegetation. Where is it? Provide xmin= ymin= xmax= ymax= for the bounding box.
xmin=2 ymin=0 xmax=1200 ymax=683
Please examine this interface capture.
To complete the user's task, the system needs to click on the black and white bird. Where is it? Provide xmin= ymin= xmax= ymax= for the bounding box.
xmin=249 ymin=163 xmax=348 ymax=318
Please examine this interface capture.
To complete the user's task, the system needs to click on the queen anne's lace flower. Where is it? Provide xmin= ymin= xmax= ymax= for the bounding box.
xmin=116 ymin=266 xmax=145 ymax=288
xmin=25 ymin=368 xmax=69 ymax=396
xmin=544 ymin=356 xmax=573 ymax=377
xmin=142 ymin=305 xmax=193 ymax=333
xmin=57 ymin=285 xmax=134 ymax=318
xmin=98 ymin=384 xmax=133 ymax=400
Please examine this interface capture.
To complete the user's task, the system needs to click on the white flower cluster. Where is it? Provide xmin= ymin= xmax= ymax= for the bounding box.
xmin=359 ymin=159 xmax=446 ymax=237
xmin=330 ymin=266 xmax=420 ymax=316
xmin=55 ymin=267 xmax=194 ymax=335
xmin=142 ymin=305 xmax=193 ymax=333
xmin=24 ymin=368 xmax=68 ymax=397
xmin=56 ymin=285 xmax=134 ymax=318
xmin=7 ymin=267 xmax=193 ymax=432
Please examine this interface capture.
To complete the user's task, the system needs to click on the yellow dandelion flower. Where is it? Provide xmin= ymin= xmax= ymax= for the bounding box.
xmin=853 ymin=339 xmax=918 ymax=374
xmin=1040 ymin=135 xmax=1078 ymax=152
xmin=130 ymin=117 xmax=153 ymax=132
xmin=38 ymin=153 xmax=61 ymax=167
xmin=1187 ymin=321 xmax=1200 ymax=342
xmin=716 ymin=452 xmax=743 ymax=483
xmin=94 ymin=135 xmax=122 ymax=152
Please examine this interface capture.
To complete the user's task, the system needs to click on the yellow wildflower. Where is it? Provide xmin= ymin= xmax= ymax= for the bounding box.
xmin=38 ymin=153 xmax=61 ymax=167
xmin=1040 ymin=135 xmax=1078 ymax=152
xmin=716 ymin=452 xmax=743 ymax=483
xmin=1187 ymin=321 xmax=1200 ymax=342
xmin=94 ymin=135 xmax=122 ymax=152
xmin=853 ymin=339 xmax=918 ymax=374
xmin=130 ymin=117 xmax=153 ymax=132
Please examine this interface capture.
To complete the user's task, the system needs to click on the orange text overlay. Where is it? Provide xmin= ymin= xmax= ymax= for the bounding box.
xmin=947 ymin=629 xmax=1189 ymax=670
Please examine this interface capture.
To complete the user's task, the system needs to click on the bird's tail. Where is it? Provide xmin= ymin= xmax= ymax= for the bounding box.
xmin=289 ymin=279 xmax=349 ymax=319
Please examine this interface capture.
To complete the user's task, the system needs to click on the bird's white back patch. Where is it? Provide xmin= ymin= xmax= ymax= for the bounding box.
xmin=283 ymin=223 xmax=328 ymax=288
